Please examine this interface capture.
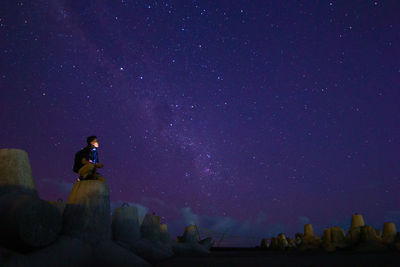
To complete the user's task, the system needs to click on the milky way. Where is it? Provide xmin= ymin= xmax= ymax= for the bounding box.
xmin=1 ymin=1 xmax=399 ymax=246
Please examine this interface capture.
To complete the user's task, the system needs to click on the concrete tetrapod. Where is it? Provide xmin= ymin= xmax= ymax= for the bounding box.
xmin=347 ymin=214 xmax=366 ymax=245
xmin=0 ymin=149 xmax=36 ymax=196
xmin=116 ymin=214 xmax=174 ymax=264
xmin=62 ymin=180 xmax=111 ymax=244
xmin=112 ymin=203 xmax=140 ymax=246
xmin=0 ymin=149 xmax=61 ymax=251
xmin=382 ymin=222 xmax=397 ymax=245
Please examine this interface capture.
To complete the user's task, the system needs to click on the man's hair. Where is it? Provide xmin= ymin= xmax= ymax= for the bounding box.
xmin=86 ymin=135 xmax=97 ymax=146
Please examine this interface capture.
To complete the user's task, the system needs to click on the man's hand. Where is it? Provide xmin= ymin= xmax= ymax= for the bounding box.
xmin=95 ymin=163 xmax=104 ymax=168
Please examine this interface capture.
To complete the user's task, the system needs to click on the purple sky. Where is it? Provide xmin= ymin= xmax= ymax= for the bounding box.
xmin=1 ymin=1 xmax=400 ymax=247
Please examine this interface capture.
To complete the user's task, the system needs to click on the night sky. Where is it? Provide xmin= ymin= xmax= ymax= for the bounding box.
xmin=1 ymin=1 xmax=399 ymax=247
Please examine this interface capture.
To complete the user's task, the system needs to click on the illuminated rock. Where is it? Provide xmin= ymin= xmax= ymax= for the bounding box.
xmin=350 ymin=214 xmax=365 ymax=229
xmin=62 ymin=180 xmax=111 ymax=244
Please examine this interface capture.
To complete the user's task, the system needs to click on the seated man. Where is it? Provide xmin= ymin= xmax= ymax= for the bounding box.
xmin=73 ymin=135 xmax=105 ymax=182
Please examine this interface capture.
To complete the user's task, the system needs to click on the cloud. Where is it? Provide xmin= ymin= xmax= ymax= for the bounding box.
xmin=298 ymin=215 xmax=310 ymax=226
xmin=41 ymin=178 xmax=73 ymax=194
xmin=384 ymin=210 xmax=400 ymax=225
xmin=182 ymin=207 xmax=200 ymax=225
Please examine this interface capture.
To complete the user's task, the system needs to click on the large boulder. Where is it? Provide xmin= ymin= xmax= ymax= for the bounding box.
xmin=62 ymin=180 xmax=111 ymax=244
xmin=112 ymin=203 xmax=140 ymax=246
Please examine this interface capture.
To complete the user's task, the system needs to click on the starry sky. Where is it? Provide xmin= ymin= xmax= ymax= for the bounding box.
xmin=1 ymin=1 xmax=399 ymax=247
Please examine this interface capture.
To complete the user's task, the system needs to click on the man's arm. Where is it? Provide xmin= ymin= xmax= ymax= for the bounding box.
xmin=81 ymin=157 xmax=103 ymax=168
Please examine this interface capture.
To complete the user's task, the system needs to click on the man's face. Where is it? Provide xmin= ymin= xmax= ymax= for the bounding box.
xmin=91 ymin=139 xmax=99 ymax=148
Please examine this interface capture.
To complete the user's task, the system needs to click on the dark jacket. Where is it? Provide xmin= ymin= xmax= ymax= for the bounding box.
xmin=73 ymin=146 xmax=99 ymax=173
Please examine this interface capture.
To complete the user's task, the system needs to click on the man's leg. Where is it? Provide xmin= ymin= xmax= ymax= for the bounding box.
xmin=78 ymin=164 xmax=96 ymax=180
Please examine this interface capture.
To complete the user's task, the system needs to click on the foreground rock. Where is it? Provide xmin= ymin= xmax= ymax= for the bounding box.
xmin=3 ymin=236 xmax=149 ymax=267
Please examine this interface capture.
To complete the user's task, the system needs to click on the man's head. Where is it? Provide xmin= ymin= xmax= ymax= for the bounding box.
xmin=86 ymin=136 xmax=99 ymax=148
